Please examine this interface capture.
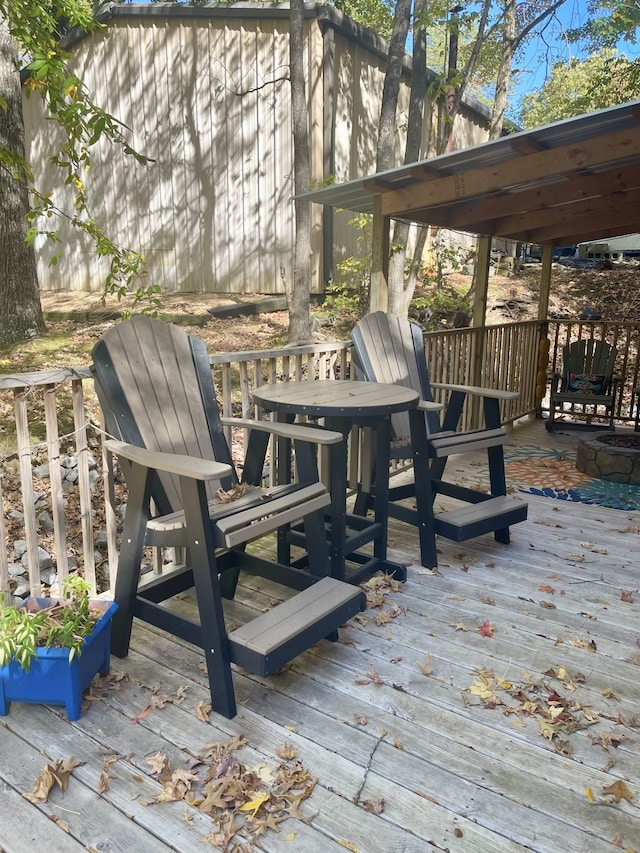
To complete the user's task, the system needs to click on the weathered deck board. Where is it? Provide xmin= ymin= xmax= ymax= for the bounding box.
xmin=0 ymin=420 xmax=638 ymax=852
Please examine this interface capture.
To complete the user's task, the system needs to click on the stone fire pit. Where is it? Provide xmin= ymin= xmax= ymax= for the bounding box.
xmin=576 ymin=432 xmax=640 ymax=484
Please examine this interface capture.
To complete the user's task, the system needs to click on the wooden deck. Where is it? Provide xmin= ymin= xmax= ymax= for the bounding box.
xmin=1 ymin=420 xmax=639 ymax=853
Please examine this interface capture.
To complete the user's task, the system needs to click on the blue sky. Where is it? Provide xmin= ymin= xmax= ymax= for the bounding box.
xmin=513 ymin=0 xmax=639 ymax=101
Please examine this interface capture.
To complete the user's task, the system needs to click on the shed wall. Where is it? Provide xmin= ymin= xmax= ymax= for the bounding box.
xmin=23 ymin=7 xmax=489 ymax=295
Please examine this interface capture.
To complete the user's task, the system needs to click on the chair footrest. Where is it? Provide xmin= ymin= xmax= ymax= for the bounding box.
xmin=229 ymin=577 xmax=365 ymax=676
xmin=435 ymin=496 xmax=527 ymax=542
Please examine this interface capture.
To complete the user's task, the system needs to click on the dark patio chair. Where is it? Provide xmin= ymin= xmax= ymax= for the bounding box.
xmin=351 ymin=312 xmax=527 ymax=567
xmin=546 ymin=339 xmax=619 ymax=431
xmin=91 ymin=316 xmax=364 ymax=718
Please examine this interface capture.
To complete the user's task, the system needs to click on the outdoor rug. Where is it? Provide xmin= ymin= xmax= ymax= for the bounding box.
xmin=501 ymin=444 xmax=640 ymax=511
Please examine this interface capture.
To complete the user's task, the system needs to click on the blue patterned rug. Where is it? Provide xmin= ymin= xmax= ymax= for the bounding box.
xmin=503 ymin=444 xmax=640 ymax=511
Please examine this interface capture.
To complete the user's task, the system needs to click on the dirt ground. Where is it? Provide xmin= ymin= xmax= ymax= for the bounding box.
xmin=0 ymin=259 xmax=635 ymax=376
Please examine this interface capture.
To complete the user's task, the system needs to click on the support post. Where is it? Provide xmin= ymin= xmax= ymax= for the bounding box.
xmin=538 ymin=246 xmax=553 ymax=320
xmin=469 ymin=236 xmax=491 ymax=427
xmin=370 ymin=195 xmax=389 ymax=313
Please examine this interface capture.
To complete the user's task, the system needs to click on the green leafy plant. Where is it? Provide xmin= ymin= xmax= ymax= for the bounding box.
xmin=324 ymin=213 xmax=373 ymax=319
xmin=410 ymin=286 xmax=471 ymax=330
xmin=0 ymin=575 xmax=102 ymax=672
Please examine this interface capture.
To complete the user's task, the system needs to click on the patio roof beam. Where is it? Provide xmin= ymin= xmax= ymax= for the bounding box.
xmin=426 ymin=165 xmax=640 ymax=232
xmin=379 ymin=127 xmax=640 ymax=220
xmin=478 ymin=190 xmax=640 ymax=242
xmin=519 ymin=195 xmax=640 ymax=244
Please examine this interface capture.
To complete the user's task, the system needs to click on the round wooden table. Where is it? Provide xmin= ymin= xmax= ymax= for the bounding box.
xmin=252 ymin=380 xmax=420 ymax=584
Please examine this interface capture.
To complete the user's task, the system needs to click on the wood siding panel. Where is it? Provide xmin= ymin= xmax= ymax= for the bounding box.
xmin=23 ymin=8 xmax=488 ymax=295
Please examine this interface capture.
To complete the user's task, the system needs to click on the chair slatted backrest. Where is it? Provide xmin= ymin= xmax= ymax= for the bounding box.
xmin=91 ymin=316 xmax=235 ymax=514
xmin=562 ymin=339 xmax=618 ymax=394
xmin=352 ymin=312 xmax=442 ymax=440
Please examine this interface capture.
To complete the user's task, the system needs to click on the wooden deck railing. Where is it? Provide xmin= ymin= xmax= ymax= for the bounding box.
xmin=0 ymin=342 xmax=351 ymax=602
xmin=6 ymin=316 xmax=632 ymax=601
xmin=546 ymin=320 xmax=640 ymax=421
xmin=424 ymin=319 xmax=544 ymax=429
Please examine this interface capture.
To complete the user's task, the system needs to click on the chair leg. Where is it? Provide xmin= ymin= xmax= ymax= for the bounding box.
xmin=487 ymin=444 xmax=510 ymax=544
xmin=180 ymin=476 xmax=237 ymax=719
xmin=111 ymin=463 xmax=154 ymax=658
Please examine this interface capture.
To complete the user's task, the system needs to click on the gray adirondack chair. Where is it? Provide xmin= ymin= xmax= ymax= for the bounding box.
xmin=351 ymin=312 xmax=527 ymax=567
xmin=91 ymin=316 xmax=364 ymax=718
xmin=547 ymin=339 xmax=619 ymax=431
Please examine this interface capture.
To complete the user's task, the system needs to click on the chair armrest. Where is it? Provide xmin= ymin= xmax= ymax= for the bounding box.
xmin=221 ymin=417 xmax=343 ymax=446
xmin=105 ymin=440 xmax=233 ymax=481
xmin=416 ymin=400 xmax=444 ymax=412
xmin=431 ymin=382 xmax=519 ymax=401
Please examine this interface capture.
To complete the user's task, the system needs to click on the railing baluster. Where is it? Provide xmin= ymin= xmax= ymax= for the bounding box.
xmin=71 ymin=379 xmax=96 ymax=596
xmin=0 ymin=475 xmax=9 ymax=600
xmin=43 ymin=384 xmax=69 ymax=583
xmin=13 ymin=388 xmax=41 ymax=597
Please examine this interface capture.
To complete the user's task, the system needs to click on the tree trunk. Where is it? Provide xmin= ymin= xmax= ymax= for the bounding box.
xmin=287 ymin=0 xmax=312 ymax=345
xmin=387 ymin=0 xmax=428 ymax=317
xmin=0 ymin=20 xmax=45 ymax=346
xmin=489 ymin=0 xmax=516 ymax=139
xmin=376 ymin=0 xmax=412 ymax=173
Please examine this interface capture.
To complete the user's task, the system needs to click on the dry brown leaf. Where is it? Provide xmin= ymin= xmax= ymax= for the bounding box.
xmin=367 ymin=668 xmax=384 ymax=684
xmin=145 ymin=751 xmax=170 ymax=776
xmin=276 ymin=743 xmax=297 ymax=760
xmin=602 ymin=780 xmax=634 ymax=803
xmin=195 ymin=700 xmax=211 ymax=722
xmin=418 ymin=654 xmax=433 ymax=675
xmin=98 ymin=769 xmax=109 ymax=795
xmin=621 ymin=590 xmax=634 ymax=603
xmin=354 ymin=714 xmax=367 ymax=726
xmin=361 ymin=797 xmax=384 ymax=814
xmin=23 ymin=757 xmax=82 ymax=803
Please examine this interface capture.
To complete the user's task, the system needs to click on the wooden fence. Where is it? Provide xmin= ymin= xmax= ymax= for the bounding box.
xmin=0 ymin=319 xmax=558 ymax=601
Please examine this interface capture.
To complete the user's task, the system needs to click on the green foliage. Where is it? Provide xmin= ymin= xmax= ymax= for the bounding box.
xmin=324 ymin=213 xmax=372 ymax=318
xmin=0 ymin=0 xmax=160 ymax=311
xmin=0 ymin=575 xmax=100 ymax=672
xmin=520 ymin=49 xmax=638 ymax=127
xmin=566 ymin=0 xmax=639 ymax=50
xmin=410 ymin=285 xmax=470 ymax=330
xmin=333 ymin=0 xmax=395 ymax=39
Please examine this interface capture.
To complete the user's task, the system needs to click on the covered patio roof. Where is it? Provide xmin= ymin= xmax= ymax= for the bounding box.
xmin=301 ymin=100 xmax=640 ymax=247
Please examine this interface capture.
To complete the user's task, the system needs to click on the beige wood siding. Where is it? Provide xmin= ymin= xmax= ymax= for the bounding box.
xmin=23 ymin=6 xmax=489 ymax=295
xmin=25 ymin=14 xmax=302 ymax=294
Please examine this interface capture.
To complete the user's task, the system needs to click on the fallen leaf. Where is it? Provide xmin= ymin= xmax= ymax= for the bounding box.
xmin=23 ymin=758 xmax=82 ymax=803
xmin=477 ymin=620 xmax=494 ymax=637
xmin=418 ymin=654 xmax=433 ymax=675
xmin=339 ymin=841 xmax=359 ymax=852
xmin=195 ymin=700 xmax=211 ymax=722
xmin=354 ymin=714 xmax=367 ymax=725
xmin=585 ymin=787 xmax=595 ymax=803
xmin=602 ymin=780 xmax=633 ymax=803
xmin=145 ymin=751 xmax=169 ymax=776
xmin=361 ymin=797 xmax=384 ymax=814
xmin=238 ymin=792 xmax=270 ymax=818
xmin=621 ymin=590 xmax=634 ymax=603
xmin=601 ymin=688 xmax=621 ymax=701
xmin=276 ymin=743 xmax=297 ymax=760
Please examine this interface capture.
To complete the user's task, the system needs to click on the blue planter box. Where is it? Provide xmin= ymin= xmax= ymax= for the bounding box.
xmin=0 ymin=599 xmax=118 ymax=721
